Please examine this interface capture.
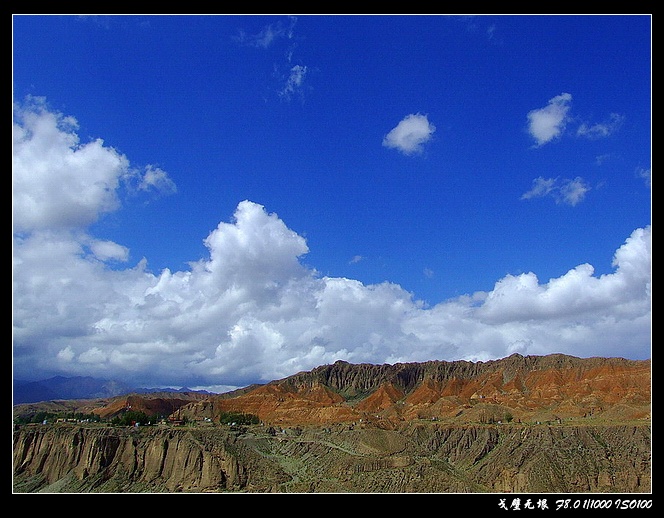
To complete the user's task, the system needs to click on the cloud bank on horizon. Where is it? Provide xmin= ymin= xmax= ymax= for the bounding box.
xmin=12 ymin=97 xmax=651 ymax=392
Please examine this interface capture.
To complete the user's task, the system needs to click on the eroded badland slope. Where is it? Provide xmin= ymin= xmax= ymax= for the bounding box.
xmin=13 ymin=353 xmax=651 ymax=493
xmin=179 ymin=353 xmax=650 ymax=428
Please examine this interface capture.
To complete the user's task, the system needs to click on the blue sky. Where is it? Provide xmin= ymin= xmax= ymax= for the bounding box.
xmin=12 ymin=15 xmax=651 ymax=392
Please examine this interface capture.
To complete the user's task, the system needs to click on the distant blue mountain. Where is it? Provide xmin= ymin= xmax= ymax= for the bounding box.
xmin=13 ymin=376 xmax=134 ymax=404
xmin=12 ymin=379 xmax=59 ymax=405
xmin=12 ymin=376 xmax=217 ymax=405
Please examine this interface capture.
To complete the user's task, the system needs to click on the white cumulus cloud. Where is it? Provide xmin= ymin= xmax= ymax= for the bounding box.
xmin=12 ymin=100 xmax=651 ymax=391
xmin=527 ymin=93 xmax=572 ymax=146
xmin=12 ymin=96 xmax=127 ymax=232
xmin=527 ymin=94 xmax=623 ymax=147
xmin=383 ymin=113 xmax=436 ymax=155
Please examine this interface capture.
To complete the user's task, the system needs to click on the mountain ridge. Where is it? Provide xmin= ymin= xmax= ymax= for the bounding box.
xmin=278 ymin=353 xmax=645 ymax=394
xmin=13 ymin=353 xmax=651 ymax=493
xmin=13 ymin=353 xmax=650 ymax=429
xmin=178 ymin=353 xmax=650 ymax=428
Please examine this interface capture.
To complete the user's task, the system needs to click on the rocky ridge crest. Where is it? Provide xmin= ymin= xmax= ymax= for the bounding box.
xmin=177 ymin=353 xmax=650 ymax=428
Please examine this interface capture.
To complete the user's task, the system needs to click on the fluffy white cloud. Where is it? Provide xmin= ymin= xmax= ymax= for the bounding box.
xmin=88 ymin=239 xmax=130 ymax=262
xmin=12 ymin=96 xmax=127 ymax=232
xmin=527 ymin=94 xmax=623 ymax=147
xmin=136 ymin=165 xmax=177 ymax=196
xmin=12 ymin=100 xmax=651 ymax=391
xmin=200 ymin=200 xmax=310 ymax=292
xmin=12 ymin=97 xmax=176 ymax=234
xmin=383 ymin=113 xmax=436 ymax=155
xmin=527 ymin=93 xmax=572 ymax=146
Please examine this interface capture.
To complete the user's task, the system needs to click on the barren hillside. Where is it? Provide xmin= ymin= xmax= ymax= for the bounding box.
xmin=177 ymin=353 xmax=650 ymax=428
xmin=13 ymin=353 xmax=651 ymax=493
